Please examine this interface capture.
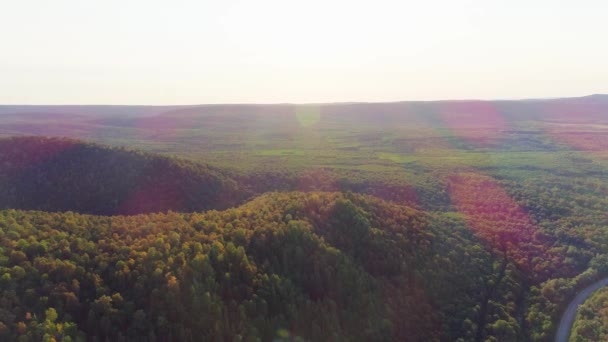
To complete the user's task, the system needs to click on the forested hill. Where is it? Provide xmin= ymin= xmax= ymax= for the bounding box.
xmin=0 ymin=137 xmax=245 ymax=215
xmin=0 ymin=136 xmax=436 ymax=215
xmin=0 ymin=191 xmax=516 ymax=341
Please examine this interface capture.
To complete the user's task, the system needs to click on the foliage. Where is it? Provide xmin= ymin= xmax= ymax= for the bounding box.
xmin=2 ymin=97 xmax=608 ymax=340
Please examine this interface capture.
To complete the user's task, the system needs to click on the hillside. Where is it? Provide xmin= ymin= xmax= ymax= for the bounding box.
xmin=0 ymin=137 xmax=245 ymax=215
xmin=0 ymin=191 xmax=516 ymax=341
xmin=1 ymin=188 xmax=605 ymax=341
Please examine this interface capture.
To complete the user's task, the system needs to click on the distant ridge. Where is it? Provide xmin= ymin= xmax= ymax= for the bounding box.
xmin=0 ymin=94 xmax=607 ymax=110
xmin=579 ymin=93 xmax=608 ymax=102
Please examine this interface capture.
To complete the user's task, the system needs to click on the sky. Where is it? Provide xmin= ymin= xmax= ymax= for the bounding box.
xmin=0 ymin=0 xmax=607 ymax=104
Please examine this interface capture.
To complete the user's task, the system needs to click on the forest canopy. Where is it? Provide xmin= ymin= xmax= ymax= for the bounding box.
xmin=2 ymin=96 xmax=608 ymax=341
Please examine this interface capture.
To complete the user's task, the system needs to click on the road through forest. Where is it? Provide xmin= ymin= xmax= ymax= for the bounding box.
xmin=554 ymin=277 xmax=608 ymax=342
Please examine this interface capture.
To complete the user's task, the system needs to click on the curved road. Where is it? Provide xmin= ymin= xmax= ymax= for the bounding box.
xmin=555 ymin=277 xmax=608 ymax=342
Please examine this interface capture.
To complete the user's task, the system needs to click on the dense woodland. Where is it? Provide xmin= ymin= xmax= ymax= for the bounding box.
xmin=0 ymin=192 xmax=502 ymax=341
xmin=1 ymin=97 xmax=608 ymax=341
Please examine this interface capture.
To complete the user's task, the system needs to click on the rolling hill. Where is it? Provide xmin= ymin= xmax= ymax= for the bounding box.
xmin=0 ymin=191 xmax=515 ymax=341
xmin=0 ymin=137 xmax=245 ymax=215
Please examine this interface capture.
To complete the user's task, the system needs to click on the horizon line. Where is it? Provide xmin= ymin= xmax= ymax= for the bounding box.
xmin=0 ymin=93 xmax=605 ymax=107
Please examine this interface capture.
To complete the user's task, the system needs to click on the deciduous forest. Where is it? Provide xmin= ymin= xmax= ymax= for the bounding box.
xmin=1 ymin=96 xmax=608 ymax=341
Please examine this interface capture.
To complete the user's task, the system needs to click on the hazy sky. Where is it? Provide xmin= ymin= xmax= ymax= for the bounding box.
xmin=1 ymin=0 xmax=607 ymax=104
